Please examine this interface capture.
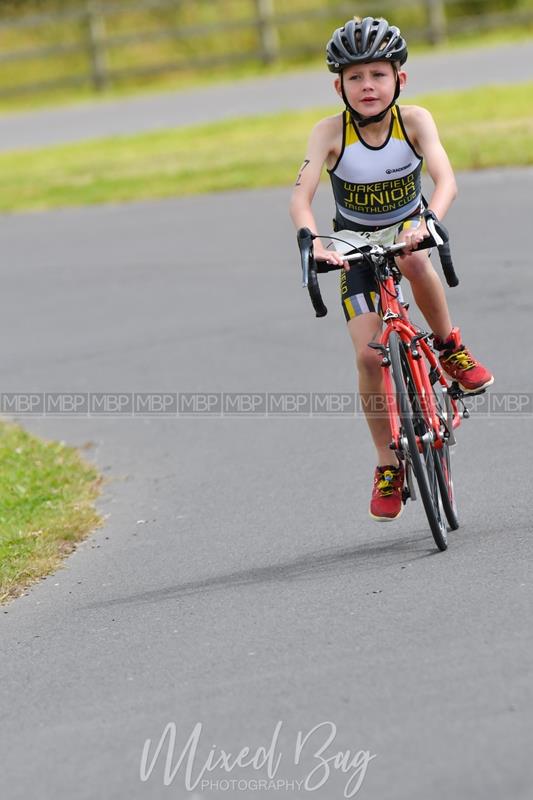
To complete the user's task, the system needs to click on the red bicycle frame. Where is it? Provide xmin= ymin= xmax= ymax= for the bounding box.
xmin=377 ymin=272 xmax=461 ymax=452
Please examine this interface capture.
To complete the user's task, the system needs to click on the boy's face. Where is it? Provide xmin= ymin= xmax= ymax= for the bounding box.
xmin=334 ymin=61 xmax=406 ymax=118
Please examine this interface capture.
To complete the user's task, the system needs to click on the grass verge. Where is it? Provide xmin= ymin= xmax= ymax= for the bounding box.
xmin=0 ymin=25 xmax=531 ymax=115
xmin=0 ymin=82 xmax=532 ymax=213
xmin=0 ymin=422 xmax=102 ymax=603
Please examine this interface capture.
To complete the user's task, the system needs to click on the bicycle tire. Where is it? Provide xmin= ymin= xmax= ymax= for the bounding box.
xmin=429 ymin=379 xmax=460 ymax=530
xmin=388 ymin=331 xmax=448 ymax=551
xmin=433 ymin=445 xmax=459 ymax=530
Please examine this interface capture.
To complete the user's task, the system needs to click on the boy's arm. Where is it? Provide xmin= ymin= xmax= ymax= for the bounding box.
xmin=398 ymin=106 xmax=457 ymax=253
xmin=413 ymin=106 xmax=457 ymax=220
xmin=289 ymin=118 xmax=348 ymax=266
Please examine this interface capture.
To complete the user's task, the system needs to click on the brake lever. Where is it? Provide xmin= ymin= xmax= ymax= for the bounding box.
xmin=297 ymin=227 xmax=315 ymax=288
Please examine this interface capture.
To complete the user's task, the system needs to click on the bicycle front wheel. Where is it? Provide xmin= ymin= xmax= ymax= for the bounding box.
xmin=388 ymin=331 xmax=448 ymax=551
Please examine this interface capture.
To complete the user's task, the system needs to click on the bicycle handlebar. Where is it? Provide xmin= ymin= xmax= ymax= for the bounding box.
xmin=298 ymin=214 xmax=459 ymax=318
xmin=424 ymin=213 xmax=459 ymax=289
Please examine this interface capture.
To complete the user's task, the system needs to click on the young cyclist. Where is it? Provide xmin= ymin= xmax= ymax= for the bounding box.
xmin=289 ymin=16 xmax=493 ymax=522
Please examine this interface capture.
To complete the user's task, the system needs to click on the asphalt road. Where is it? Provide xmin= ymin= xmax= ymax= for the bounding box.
xmin=0 ymin=40 xmax=532 ymax=150
xmin=1 ymin=170 xmax=532 ymax=800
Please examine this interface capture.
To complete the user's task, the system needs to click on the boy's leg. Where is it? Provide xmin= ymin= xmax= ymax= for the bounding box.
xmin=346 ymin=312 xmax=404 ymax=521
xmin=339 ymin=242 xmax=403 ymax=521
xmin=396 ymin=248 xmax=494 ymax=392
xmin=395 ymin=249 xmax=451 ymax=339
xmin=346 ymin=311 xmax=396 ymax=466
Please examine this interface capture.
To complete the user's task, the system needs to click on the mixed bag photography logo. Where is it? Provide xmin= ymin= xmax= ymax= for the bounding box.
xmin=140 ymin=720 xmax=376 ymax=796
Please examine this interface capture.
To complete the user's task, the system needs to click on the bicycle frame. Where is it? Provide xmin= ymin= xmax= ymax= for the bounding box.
xmin=297 ymin=222 xmax=467 ymax=548
xmin=296 ymin=225 xmax=462 ymax=456
xmin=375 ymin=262 xmax=461 ymax=454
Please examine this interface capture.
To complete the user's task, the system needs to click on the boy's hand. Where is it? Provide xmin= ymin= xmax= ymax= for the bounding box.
xmin=314 ymin=244 xmax=350 ymax=271
xmin=397 ymin=220 xmax=430 ymax=253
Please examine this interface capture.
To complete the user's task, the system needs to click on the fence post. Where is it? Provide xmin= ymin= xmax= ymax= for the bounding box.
xmin=85 ymin=0 xmax=108 ymax=91
xmin=255 ymin=0 xmax=280 ymax=64
xmin=425 ymin=0 xmax=447 ymax=45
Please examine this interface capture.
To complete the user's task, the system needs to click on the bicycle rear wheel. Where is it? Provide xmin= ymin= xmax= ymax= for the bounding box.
xmin=388 ymin=331 xmax=448 ymax=551
xmin=433 ymin=445 xmax=459 ymax=530
xmin=430 ymin=380 xmax=459 ymax=530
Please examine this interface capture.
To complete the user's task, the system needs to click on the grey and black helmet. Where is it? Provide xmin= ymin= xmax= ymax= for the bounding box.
xmin=326 ymin=17 xmax=408 ymax=73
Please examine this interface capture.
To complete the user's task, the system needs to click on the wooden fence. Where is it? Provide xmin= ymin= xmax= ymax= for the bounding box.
xmin=0 ymin=0 xmax=531 ymax=96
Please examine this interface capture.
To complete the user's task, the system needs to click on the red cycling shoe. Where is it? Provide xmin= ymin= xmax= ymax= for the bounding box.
xmin=369 ymin=464 xmax=404 ymax=521
xmin=434 ymin=327 xmax=494 ymax=393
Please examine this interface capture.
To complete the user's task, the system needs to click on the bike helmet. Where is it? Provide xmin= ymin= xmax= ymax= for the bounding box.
xmin=325 ymin=18 xmax=408 ymax=128
xmin=326 ymin=17 xmax=408 ymax=73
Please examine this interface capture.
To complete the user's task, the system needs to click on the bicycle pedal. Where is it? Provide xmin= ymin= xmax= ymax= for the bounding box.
xmin=448 ymin=381 xmax=487 ymax=399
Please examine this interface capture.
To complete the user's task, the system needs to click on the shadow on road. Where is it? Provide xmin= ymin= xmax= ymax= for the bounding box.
xmin=83 ymin=531 xmax=440 ymax=610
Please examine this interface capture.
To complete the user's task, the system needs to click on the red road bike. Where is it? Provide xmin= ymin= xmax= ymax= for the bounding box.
xmin=297 ymin=216 xmax=484 ymax=551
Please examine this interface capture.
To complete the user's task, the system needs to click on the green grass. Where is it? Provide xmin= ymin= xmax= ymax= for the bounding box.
xmin=0 ymin=422 xmax=102 ymax=603
xmin=0 ymin=7 xmax=531 ymax=114
xmin=0 ymin=82 xmax=531 ymax=213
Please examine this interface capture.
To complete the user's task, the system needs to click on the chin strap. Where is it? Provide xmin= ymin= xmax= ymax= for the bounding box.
xmin=341 ymin=71 xmax=401 ymax=128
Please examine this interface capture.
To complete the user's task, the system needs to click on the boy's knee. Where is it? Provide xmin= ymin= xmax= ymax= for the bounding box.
xmin=356 ymin=343 xmax=382 ymax=375
xmin=397 ymin=251 xmax=432 ymax=281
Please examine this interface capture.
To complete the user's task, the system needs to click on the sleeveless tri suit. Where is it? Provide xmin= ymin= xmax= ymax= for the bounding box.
xmin=328 ymin=106 xmax=425 ymax=320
